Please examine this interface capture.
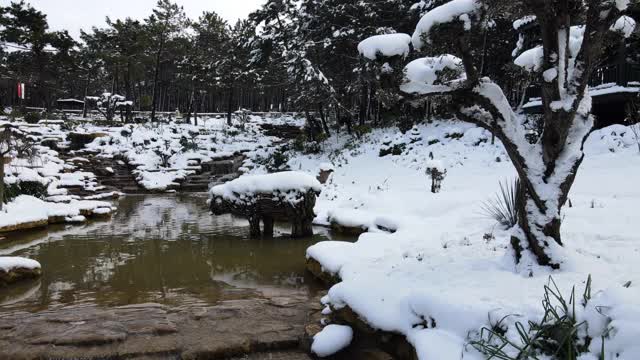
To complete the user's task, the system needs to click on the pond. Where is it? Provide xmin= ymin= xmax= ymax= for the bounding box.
xmin=0 ymin=194 xmax=346 ymax=312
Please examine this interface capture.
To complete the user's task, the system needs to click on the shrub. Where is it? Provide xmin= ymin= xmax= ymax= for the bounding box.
xmin=3 ymin=180 xmax=48 ymax=203
xmin=469 ymin=276 xmax=606 ymax=360
xmin=292 ymin=134 xmax=306 ymax=152
xmin=179 ymin=136 xmax=199 ymax=152
xmin=23 ymin=112 xmax=41 ymax=124
xmin=266 ymin=147 xmax=290 ymax=172
xmin=353 ymin=125 xmax=372 ymax=137
xmin=425 ymin=160 xmax=446 ymax=193
xmin=380 ymin=134 xmax=407 ymax=157
xmin=481 ymin=178 xmax=521 ymax=228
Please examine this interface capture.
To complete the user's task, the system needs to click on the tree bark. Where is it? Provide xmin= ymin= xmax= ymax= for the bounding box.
xmin=0 ymin=159 xmax=5 ymax=211
xmin=318 ymin=103 xmax=330 ymax=135
xmin=226 ymin=87 xmax=234 ymax=126
xmin=150 ymin=33 xmax=165 ymax=123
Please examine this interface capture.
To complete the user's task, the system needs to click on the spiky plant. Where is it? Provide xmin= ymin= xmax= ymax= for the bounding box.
xmin=481 ymin=178 xmax=521 ymax=228
xmin=469 ymin=276 xmax=607 ymax=360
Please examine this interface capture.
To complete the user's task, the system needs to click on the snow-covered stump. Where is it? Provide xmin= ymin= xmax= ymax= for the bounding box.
xmin=209 ymin=172 xmax=321 ymax=238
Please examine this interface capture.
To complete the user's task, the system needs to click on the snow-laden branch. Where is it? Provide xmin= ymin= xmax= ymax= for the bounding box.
xmin=357 ymin=33 xmax=411 ymax=60
xmin=400 ymin=55 xmax=466 ymax=95
xmin=411 ymin=0 xmax=484 ymax=49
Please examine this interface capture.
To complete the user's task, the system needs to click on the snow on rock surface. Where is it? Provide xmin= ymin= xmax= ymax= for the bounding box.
xmin=0 ymin=257 xmax=41 ymax=272
xmin=358 ymin=33 xmax=411 ymax=60
xmin=209 ymin=171 xmax=321 ymax=204
xmin=0 ymin=195 xmax=113 ymax=230
xmin=311 ymin=324 xmax=354 ymax=357
xmin=293 ymin=121 xmax=640 ymax=360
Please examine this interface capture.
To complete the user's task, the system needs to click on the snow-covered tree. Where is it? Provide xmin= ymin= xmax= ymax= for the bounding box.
xmin=367 ymin=0 xmax=636 ymax=270
xmin=1 ymin=123 xmax=36 ymax=210
xmin=85 ymin=93 xmax=132 ymax=122
xmin=145 ymin=0 xmax=187 ymax=122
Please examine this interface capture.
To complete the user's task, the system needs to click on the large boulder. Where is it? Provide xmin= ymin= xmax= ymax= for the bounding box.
xmin=209 ymin=171 xmax=321 ymax=238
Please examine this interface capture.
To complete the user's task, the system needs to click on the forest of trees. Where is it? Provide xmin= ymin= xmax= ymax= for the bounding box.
xmin=1 ymin=0 xmax=638 ymax=130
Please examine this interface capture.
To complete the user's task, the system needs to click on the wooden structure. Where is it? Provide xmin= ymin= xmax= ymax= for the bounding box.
xmin=56 ymin=98 xmax=85 ymax=111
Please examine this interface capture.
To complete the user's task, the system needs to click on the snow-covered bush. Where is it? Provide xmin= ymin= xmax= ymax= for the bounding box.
xmin=1 ymin=123 xmax=37 ymax=210
xmin=23 ymin=112 xmax=41 ymax=124
xmin=425 ymin=159 xmax=446 ymax=193
xmin=379 ymin=133 xmax=407 ymax=157
xmin=85 ymin=93 xmax=132 ymax=122
xmin=409 ymin=125 xmax=423 ymax=144
xmin=152 ymin=140 xmax=178 ymax=168
xmin=3 ymin=180 xmax=48 ymax=204
xmin=265 ymin=147 xmax=290 ymax=172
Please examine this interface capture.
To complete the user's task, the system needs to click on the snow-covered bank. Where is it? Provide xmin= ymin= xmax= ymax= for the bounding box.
xmin=295 ymin=121 xmax=640 ymax=359
xmin=0 ymin=195 xmax=115 ymax=232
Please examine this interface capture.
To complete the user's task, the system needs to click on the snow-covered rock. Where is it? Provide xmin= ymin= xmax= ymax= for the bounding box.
xmin=311 ymin=324 xmax=353 ymax=357
xmin=209 ymin=171 xmax=321 ymax=206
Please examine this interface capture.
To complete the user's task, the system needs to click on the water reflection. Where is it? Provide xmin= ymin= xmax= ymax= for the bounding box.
xmin=0 ymin=194 xmax=346 ymax=312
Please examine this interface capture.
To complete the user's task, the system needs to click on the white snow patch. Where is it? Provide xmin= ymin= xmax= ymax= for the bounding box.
xmin=311 ymin=325 xmax=353 ymax=357
xmin=358 ymin=33 xmax=411 ymax=60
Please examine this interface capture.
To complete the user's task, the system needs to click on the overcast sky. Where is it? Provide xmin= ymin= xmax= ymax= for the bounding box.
xmin=9 ymin=0 xmax=265 ymax=39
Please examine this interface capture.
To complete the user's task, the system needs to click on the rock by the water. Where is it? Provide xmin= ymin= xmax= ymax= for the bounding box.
xmin=0 ymin=257 xmax=42 ymax=286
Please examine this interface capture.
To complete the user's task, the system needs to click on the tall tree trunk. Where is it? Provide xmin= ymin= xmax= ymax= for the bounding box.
xmin=359 ymin=83 xmax=367 ymax=126
xmin=150 ymin=34 xmax=165 ymax=123
xmin=318 ymin=103 xmax=330 ymax=135
xmin=124 ymin=60 xmax=133 ymax=122
xmin=0 ymin=159 xmax=5 ymax=211
xmin=226 ymin=86 xmax=234 ymax=126
xmin=193 ymin=90 xmax=199 ymax=127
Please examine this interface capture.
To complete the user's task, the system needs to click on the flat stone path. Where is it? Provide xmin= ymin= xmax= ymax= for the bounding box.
xmin=0 ymin=290 xmax=317 ymax=360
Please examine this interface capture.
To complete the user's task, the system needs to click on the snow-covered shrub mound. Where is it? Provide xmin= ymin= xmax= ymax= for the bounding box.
xmin=379 ymin=132 xmax=407 ymax=157
xmin=584 ymin=124 xmax=638 ymax=155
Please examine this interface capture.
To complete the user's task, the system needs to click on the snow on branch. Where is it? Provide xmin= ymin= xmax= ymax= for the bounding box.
xmin=400 ymin=55 xmax=466 ymax=95
xmin=610 ymin=16 xmax=636 ymax=38
xmin=411 ymin=0 xmax=483 ymax=49
xmin=514 ymin=26 xmax=585 ymax=76
xmin=357 ymin=33 xmax=411 ymax=60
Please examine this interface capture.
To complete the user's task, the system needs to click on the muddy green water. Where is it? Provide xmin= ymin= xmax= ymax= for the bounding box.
xmin=0 ymin=194 xmax=346 ymax=312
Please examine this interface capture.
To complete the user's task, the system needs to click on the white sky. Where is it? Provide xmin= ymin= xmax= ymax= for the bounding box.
xmin=6 ymin=0 xmax=265 ymax=39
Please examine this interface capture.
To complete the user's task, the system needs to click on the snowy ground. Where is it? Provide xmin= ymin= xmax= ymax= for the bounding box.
xmin=290 ymin=121 xmax=640 ymax=359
